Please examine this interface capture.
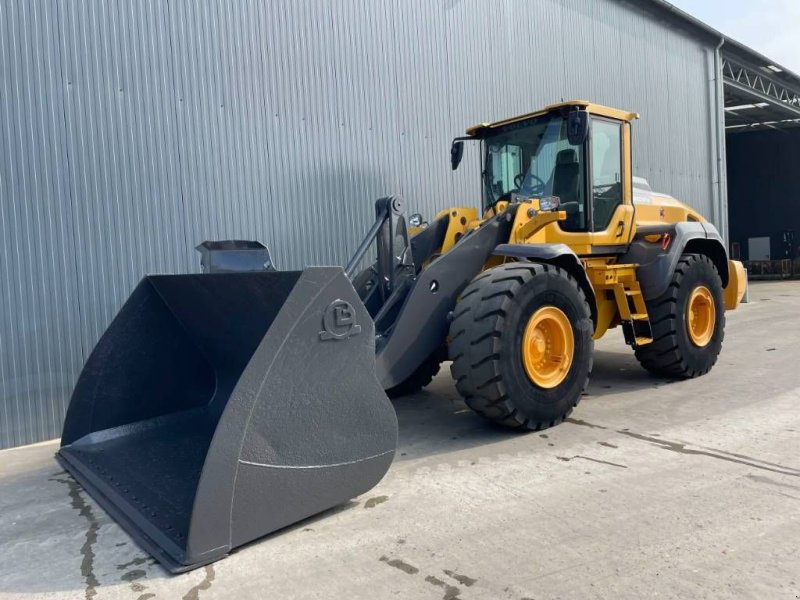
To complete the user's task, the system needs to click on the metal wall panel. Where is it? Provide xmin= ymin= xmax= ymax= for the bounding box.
xmin=0 ymin=0 xmax=84 ymax=447
xmin=58 ymin=0 xmax=189 ymax=352
xmin=0 ymin=0 xmax=719 ymax=448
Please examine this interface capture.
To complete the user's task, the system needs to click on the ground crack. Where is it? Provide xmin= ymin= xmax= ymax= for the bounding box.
xmin=557 ymin=455 xmax=628 ymax=469
xmin=618 ymin=431 xmax=800 ymax=477
xmin=745 ymin=474 xmax=800 ymax=490
xmin=564 ymin=418 xmax=608 ymax=430
xmin=49 ymin=476 xmax=100 ymax=600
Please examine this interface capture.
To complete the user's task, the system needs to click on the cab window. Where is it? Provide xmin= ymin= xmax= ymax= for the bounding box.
xmin=483 ymin=115 xmax=587 ymax=231
xmin=486 ymin=144 xmax=522 ymax=200
xmin=591 ymin=119 xmax=623 ymax=231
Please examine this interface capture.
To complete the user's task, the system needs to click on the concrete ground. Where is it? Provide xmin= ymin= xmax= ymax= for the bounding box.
xmin=1 ymin=280 xmax=799 ymax=600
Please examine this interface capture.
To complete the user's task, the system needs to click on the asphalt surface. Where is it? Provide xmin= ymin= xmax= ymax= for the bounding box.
xmin=1 ymin=280 xmax=799 ymax=600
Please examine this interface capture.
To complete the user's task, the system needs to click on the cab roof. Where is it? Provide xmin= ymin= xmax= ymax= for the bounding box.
xmin=465 ymin=100 xmax=640 ymax=137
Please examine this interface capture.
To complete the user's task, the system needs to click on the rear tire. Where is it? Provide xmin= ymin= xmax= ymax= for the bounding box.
xmin=448 ymin=263 xmax=594 ymax=430
xmin=634 ymin=253 xmax=725 ymax=378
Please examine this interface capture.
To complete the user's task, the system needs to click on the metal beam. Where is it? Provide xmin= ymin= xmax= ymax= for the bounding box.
xmin=722 ymin=56 xmax=800 ymax=118
xmin=726 ymin=118 xmax=800 ymax=133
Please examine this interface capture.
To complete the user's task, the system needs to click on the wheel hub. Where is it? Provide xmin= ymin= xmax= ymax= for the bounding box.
xmin=521 ymin=306 xmax=574 ymax=389
xmin=686 ymin=285 xmax=715 ymax=347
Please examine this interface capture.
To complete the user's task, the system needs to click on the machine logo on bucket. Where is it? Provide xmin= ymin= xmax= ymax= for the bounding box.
xmin=319 ymin=299 xmax=362 ymax=341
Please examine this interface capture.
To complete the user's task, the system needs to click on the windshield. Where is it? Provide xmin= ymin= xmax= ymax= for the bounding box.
xmin=482 ymin=114 xmax=586 ymax=231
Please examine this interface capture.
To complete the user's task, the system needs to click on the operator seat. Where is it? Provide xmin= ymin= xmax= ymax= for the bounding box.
xmin=552 ymin=149 xmax=579 ymax=205
xmin=552 ymin=149 xmax=581 ymax=229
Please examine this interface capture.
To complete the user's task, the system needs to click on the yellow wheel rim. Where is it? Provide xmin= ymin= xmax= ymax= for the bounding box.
xmin=686 ymin=285 xmax=716 ymax=347
xmin=521 ymin=306 xmax=574 ymax=389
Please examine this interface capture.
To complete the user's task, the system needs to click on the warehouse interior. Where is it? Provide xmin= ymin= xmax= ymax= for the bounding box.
xmin=721 ymin=44 xmax=800 ymax=277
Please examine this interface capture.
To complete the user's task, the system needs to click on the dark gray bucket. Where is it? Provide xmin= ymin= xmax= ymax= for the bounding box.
xmin=57 ymin=267 xmax=397 ymax=572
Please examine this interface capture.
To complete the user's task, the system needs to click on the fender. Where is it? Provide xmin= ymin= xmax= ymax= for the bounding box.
xmin=621 ymin=222 xmax=730 ymax=300
xmin=493 ymin=243 xmax=598 ymax=326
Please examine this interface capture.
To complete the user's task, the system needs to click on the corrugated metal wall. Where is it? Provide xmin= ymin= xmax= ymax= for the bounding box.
xmin=0 ymin=0 xmax=718 ymax=448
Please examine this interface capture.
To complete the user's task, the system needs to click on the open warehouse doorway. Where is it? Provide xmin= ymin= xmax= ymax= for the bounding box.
xmin=722 ymin=45 xmax=800 ymax=279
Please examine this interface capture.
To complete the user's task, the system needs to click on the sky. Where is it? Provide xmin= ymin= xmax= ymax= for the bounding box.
xmin=670 ymin=0 xmax=800 ymax=74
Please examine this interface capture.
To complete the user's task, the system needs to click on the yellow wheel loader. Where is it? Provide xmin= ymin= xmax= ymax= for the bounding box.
xmin=57 ymin=101 xmax=747 ymax=572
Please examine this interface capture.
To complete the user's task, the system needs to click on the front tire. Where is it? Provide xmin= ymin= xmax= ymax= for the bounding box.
xmin=448 ymin=263 xmax=594 ymax=430
xmin=634 ymin=253 xmax=725 ymax=378
xmin=386 ymin=348 xmax=444 ymax=398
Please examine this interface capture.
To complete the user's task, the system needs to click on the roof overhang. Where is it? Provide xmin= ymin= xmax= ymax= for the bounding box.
xmin=721 ymin=54 xmax=800 ymax=134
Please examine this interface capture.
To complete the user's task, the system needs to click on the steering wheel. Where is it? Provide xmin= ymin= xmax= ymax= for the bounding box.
xmin=518 ymin=173 xmax=546 ymax=196
xmin=489 ymin=173 xmax=548 ymax=211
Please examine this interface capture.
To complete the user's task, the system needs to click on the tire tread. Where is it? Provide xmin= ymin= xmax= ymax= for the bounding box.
xmin=449 ymin=262 xmax=592 ymax=430
xmin=634 ymin=254 xmax=725 ymax=378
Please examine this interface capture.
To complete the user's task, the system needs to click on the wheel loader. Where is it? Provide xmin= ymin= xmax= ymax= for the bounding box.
xmin=57 ymin=100 xmax=747 ymax=572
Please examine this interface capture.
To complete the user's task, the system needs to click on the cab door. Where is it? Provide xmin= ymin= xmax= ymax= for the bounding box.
xmin=589 ymin=117 xmax=634 ymax=251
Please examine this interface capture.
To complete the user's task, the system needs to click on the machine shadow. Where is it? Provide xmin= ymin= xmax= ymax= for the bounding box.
xmin=392 ymin=349 xmax=675 ymax=462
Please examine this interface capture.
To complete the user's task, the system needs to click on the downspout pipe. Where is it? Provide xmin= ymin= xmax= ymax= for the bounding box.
xmin=713 ymin=37 xmax=729 ymax=244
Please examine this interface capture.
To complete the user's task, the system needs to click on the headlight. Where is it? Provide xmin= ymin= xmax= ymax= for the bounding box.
xmin=539 ymin=196 xmax=561 ymax=212
xmin=408 ymin=213 xmax=424 ymax=227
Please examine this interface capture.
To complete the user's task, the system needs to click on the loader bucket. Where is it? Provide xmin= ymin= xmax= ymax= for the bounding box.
xmin=57 ymin=267 xmax=397 ymax=573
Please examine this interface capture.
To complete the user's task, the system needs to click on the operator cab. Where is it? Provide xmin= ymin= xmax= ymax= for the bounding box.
xmin=454 ymin=101 xmax=638 ymax=236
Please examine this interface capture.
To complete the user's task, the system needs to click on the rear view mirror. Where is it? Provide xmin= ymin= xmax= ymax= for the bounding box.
xmin=450 ymin=140 xmax=464 ymax=171
xmin=567 ymin=110 xmax=589 ymax=145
